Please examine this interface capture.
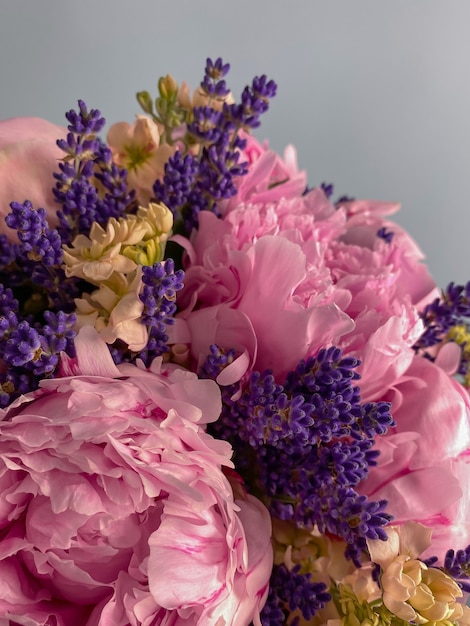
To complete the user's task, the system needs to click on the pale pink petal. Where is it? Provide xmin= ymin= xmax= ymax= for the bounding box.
xmin=369 ymin=467 xmax=462 ymax=520
xmin=148 ymin=506 xmax=228 ymax=609
xmin=435 ymin=341 xmax=462 ymax=375
xmin=56 ymin=327 xmax=121 ymax=379
xmin=237 ymin=236 xmax=353 ymax=377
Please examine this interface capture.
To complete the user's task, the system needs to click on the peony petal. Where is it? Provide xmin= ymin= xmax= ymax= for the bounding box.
xmin=57 ymin=327 xmax=121 ymax=379
xmin=148 ymin=506 xmax=228 ymax=609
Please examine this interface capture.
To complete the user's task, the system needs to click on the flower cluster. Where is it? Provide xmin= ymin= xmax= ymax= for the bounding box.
xmin=204 ymin=346 xmax=394 ymax=545
xmin=0 ymin=56 xmax=468 ymax=626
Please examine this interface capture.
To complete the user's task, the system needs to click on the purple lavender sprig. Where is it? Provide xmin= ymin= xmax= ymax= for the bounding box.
xmin=0 ymin=307 xmax=76 ymax=406
xmin=2 ymin=200 xmax=81 ymax=312
xmin=107 ymin=259 xmax=185 ymax=367
xmin=204 ymin=346 xmax=394 ymax=546
xmin=0 ymin=197 xmax=79 ymax=404
xmin=136 ymin=258 xmax=184 ymax=364
xmin=415 ymin=281 xmax=470 ymax=383
xmin=54 ymin=100 xmax=134 ymax=244
xmin=260 ymin=564 xmax=331 ymax=625
xmin=425 ymin=545 xmax=470 ymax=593
xmin=376 ymin=226 xmax=394 ymax=243
xmin=416 ymin=282 xmax=470 ymax=349
xmin=6 ymin=200 xmax=63 ymax=266
xmin=200 ymin=57 xmax=231 ymax=99
xmin=153 ymin=58 xmax=276 ymax=234
xmin=0 ymin=310 xmax=76 ymax=375
xmin=443 ymin=546 xmax=470 ymax=593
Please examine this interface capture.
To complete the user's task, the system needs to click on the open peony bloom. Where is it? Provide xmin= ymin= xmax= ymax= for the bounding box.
xmin=360 ymin=354 xmax=470 ymax=560
xmin=367 ymin=522 xmax=468 ymax=624
xmin=0 ymin=327 xmax=272 ymax=625
xmin=0 ymin=117 xmax=65 ymax=236
xmin=175 ymin=164 xmax=434 ymax=388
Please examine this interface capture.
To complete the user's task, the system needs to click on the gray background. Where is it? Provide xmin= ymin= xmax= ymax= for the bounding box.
xmin=1 ymin=0 xmax=468 ymax=289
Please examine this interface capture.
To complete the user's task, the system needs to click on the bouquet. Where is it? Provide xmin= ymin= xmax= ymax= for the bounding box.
xmin=0 ymin=56 xmax=469 ymax=625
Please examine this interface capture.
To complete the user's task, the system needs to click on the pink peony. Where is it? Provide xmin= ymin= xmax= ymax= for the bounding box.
xmin=360 ymin=354 xmax=470 ymax=560
xmin=175 ymin=175 xmax=435 ymax=394
xmin=0 ymin=117 xmax=65 ymax=235
xmin=324 ymin=199 xmax=436 ymax=400
xmin=0 ymin=327 xmax=272 ymax=625
xmin=174 ymin=208 xmax=354 ymax=381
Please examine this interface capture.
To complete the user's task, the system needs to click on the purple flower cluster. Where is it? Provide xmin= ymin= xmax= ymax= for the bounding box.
xmin=415 ymin=281 xmax=470 ymax=379
xmin=417 ymin=282 xmax=470 ymax=348
xmin=0 ymin=195 xmax=81 ymax=406
xmin=376 ymin=226 xmax=394 ymax=243
xmin=135 ymin=259 xmax=184 ymax=364
xmin=320 ymin=182 xmax=334 ymax=199
xmin=205 ymin=346 xmax=394 ymax=544
xmin=154 ymin=58 xmax=276 ymax=234
xmin=0 ymin=284 xmax=76 ymax=406
xmin=1 ymin=200 xmax=81 ymax=306
xmin=200 ymin=57 xmax=231 ymax=98
xmin=0 ymin=99 xmax=189 ymax=402
xmin=0 ymin=103 xmax=135 ymax=404
xmin=426 ymin=545 xmax=470 ymax=593
xmin=444 ymin=546 xmax=470 ymax=593
xmin=54 ymin=100 xmax=134 ymax=244
xmin=260 ymin=564 xmax=331 ymax=625
xmin=6 ymin=200 xmax=62 ymax=266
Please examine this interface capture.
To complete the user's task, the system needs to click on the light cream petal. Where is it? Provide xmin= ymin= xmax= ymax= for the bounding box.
xmin=82 ymin=261 xmax=115 ymax=282
xmin=408 ymin=583 xmax=434 ymax=611
xmin=75 ymin=312 xmax=100 ymax=329
xmin=92 ymin=285 xmax=119 ymax=311
xmin=367 ymin=528 xmax=400 ymax=568
xmin=383 ymin=592 xmax=418 ymax=622
xmin=89 ymin=221 xmax=107 ymax=243
xmin=420 ymin=600 xmax=452 ymax=621
xmin=112 ymin=255 xmax=138 ymax=274
xmin=398 ymin=522 xmax=433 ymax=559
xmin=108 ymin=292 xmax=144 ymax=325
xmin=70 ymin=235 xmax=93 ymax=250
xmin=74 ymin=297 xmax=98 ymax=315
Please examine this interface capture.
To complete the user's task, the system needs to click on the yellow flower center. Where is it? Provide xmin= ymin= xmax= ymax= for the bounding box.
xmin=124 ymin=142 xmax=154 ymax=171
xmin=446 ymin=323 xmax=470 ymax=387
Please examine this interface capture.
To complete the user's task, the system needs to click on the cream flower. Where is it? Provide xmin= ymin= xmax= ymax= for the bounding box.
xmin=63 ymin=203 xmax=173 ymax=283
xmin=121 ymin=202 xmax=173 ymax=266
xmin=341 ymin=566 xmax=382 ymax=605
xmin=367 ymin=522 xmax=466 ymax=624
xmin=74 ymin=269 xmax=147 ymax=351
xmin=63 ymin=221 xmax=137 ymax=284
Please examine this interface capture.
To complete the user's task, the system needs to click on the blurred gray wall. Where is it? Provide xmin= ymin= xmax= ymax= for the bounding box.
xmin=1 ymin=0 xmax=468 ymax=289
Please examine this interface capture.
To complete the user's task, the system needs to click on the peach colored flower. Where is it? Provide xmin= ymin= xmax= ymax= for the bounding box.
xmin=107 ymin=116 xmax=175 ymax=204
